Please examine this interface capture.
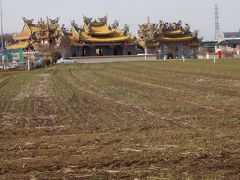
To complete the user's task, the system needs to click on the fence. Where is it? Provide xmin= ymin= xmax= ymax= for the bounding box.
xmin=0 ymin=49 xmax=44 ymax=71
xmin=198 ymin=53 xmax=240 ymax=59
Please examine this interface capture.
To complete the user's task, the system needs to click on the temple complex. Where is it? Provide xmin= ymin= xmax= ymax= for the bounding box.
xmin=5 ymin=17 xmax=201 ymax=59
xmin=5 ymin=17 xmax=68 ymax=53
xmin=138 ymin=20 xmax=201 ymax=59
xmin=69 ymin=16 xmax=138 ymax=56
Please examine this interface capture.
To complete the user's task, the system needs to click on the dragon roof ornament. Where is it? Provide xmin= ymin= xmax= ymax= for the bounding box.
xmin=22 ymin=17 xmax=34 ymax=24
xmin=111 ymin=20 xmax=119 ymax=29
xmin=83 ymin=15 xmax=108 ymax=26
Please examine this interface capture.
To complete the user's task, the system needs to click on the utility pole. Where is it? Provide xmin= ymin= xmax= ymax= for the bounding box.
xmin=0 ymin=0 xmax=4 ymax=54
xmin=214 ymin=4 xmax=220 ymax=41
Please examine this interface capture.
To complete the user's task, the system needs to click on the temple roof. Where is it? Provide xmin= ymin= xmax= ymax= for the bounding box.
xmin=6 ymin=42 xmax=29 ymax=50
xmin=163 ymin=29 xmax=185 ymax=36
xmin=80 ymin=31 xmax=131 ymax=42
xmin=84 ymin=23 xmax=115 ymax=36
xmin=13 ymin=17 xmax=64 ymax=41
xmin=159 ymin=36 xmax=195 ymax=42
xmin=70 ymin=16 xmax=133 ymax=44
xmin=28 ymin=24 xmax=48 ymax=32
xmin=138 ymin=20 xmax=201 ymax=47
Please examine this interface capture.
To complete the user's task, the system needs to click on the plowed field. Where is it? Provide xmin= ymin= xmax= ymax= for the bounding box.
xmin=0 ymin=60 xmax=240 ymax=179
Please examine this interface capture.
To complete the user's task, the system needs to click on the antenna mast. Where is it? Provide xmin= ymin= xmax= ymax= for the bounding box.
xmin=214 ymin=4 xmax=220 ymax=40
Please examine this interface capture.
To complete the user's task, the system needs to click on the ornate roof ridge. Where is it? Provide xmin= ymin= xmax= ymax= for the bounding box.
xmin=22 ymin=17 xmax=60 ymax=28
xmin=83 ymin=16 xmax=108 ymax=27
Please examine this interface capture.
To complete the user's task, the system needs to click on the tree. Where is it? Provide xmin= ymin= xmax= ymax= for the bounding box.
xmin=0 ymin=33 xmax=15 ymax=47
xmin=56 ymin=36 xmax=71 ymax=57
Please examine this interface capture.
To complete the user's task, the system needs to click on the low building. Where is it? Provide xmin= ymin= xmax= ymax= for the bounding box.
xmin=198 ymin=41 xmax=217 ymax=59
xmin=216 ymin=31 xmax=240 ymax=58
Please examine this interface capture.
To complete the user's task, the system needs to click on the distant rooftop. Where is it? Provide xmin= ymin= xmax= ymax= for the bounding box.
xmin=218 ymin=31 xmax=240 ymax=45
xmin=201 ymin=41 xmax=217 ymax=46
xmin=223 ymin=32 xmax=240 ymax=39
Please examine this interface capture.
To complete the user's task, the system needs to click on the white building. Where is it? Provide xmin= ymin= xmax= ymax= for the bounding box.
xmin=217 ymin=31 xmax=240 ymax=57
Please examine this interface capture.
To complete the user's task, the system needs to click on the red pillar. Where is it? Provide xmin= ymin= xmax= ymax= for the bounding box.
xmin=218 ymin=51 xmax=222 ymax=59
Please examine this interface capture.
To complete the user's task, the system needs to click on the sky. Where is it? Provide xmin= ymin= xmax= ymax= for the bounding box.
xmin=2 ymin=0 xmax=240 ymax=40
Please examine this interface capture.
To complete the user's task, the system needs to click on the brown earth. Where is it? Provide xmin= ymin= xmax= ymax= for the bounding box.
xmin=0 ymin=60 xmax=240 ymax=179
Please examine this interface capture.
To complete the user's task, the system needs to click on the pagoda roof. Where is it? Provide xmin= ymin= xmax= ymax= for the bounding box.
xmin=70 ymin=17 xmax=133 ymax=44
xmin=138 ymin=20 xmax=201 ymax=47
xmin=13 ymin=17 xmax=64 ymax=41
xmin=158 ymin=35 xmax=195 ymax=42
xmin=13 ymin=35 xmax=31 ymax=41
xmin=80 ymin=31 xmax=131 ymax=43
xmin=84 ymin=24 xmax=115 ymax=36
xmin=28 ymin=24 xmax=48 ymax=32
xmin=68 ymin=34 xmax=83 ymax=46
xmin=163 ymin=29 xmax=185 ymax=36
xmin=6 ymin=42 xmax=29 ymax=50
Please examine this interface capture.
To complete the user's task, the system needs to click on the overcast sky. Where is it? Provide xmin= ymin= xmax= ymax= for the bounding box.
xmin=2 ymin=0 xmax=239 ymax=40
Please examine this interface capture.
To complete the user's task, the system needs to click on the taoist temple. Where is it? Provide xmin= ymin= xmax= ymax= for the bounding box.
xmin=69 ymin=16 xmax=138 ymax=56
xmin=138 ymin=20 xmax=201 ymax=59
xmin=6 ymin=17 xmax=201 ymax=58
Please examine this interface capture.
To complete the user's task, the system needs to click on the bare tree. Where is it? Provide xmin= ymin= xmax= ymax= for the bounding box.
xmin=1 ymin=33 xmax=15 ymax=47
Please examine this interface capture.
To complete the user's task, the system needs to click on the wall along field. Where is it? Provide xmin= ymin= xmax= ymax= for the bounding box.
xmin=0 ymin=59 xmax=240 ymax=179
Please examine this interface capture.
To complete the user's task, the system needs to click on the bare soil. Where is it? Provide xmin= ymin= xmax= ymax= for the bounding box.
xmin=0 ymin=60 xmax=240 ymax=179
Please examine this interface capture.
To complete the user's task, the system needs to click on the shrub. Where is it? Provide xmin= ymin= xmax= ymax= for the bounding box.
xmin=51 ymin=52 xmax=62 ymax=64
xmin=46 ymin=60 xmax=51 ymax=66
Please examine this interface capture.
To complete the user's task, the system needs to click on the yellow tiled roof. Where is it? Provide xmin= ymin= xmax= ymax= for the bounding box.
xmin=13 ymin=36 xmax=31 ymax=41
xmin=163 ymin=29 xmax=184 ymax=36
xmin=6 ymin=42 xmax=29 ymax=50
xmin=80 ymin=31 xmax=131 ymax=42
xmin=89 ymin=24 xmax=114 ymax=35
xmin=69 ymin=35 xmax=83 ymax=46
xmin=159 ymin=36 xmax=194 ymax=42
xmin=28 ymin=24 xmax=48 ymax=32
xmin=114 ymin=27 xmax=122 ymax=34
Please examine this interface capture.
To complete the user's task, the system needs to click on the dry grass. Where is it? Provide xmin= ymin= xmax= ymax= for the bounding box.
xmin=0 ymin=59 xmax=240 ymax=179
